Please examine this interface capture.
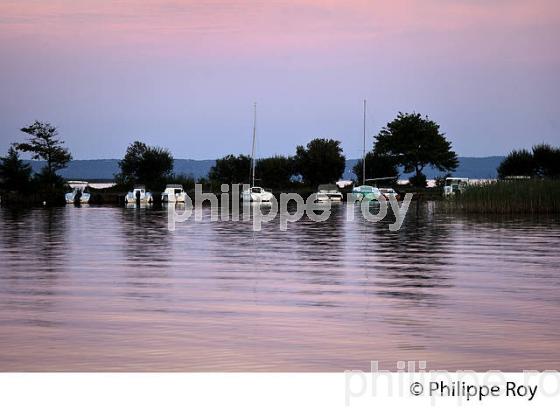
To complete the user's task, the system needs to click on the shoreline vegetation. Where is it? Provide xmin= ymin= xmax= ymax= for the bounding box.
xmin=442 ymin=179 xmax=560 ymax=215
xmin=4 ymin=182 xmax=560 ymax=216
xmin=2 ymin=175 xmax=560 ymax=214
xmin=1 ymin=118 xmax=559 ymax=214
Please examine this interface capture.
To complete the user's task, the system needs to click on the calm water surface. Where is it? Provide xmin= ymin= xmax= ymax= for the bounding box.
xmin=0 ymin=204 xmax=559 ymax=371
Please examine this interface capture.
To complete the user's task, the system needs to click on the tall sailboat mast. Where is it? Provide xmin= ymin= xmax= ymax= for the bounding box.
xmin=362 ymin=99 xmax=367 ymax=184
xmin=250 ymin=102 xmax=257 ymax=187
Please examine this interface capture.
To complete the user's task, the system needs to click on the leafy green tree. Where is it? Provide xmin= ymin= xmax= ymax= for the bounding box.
xmin=14 ymin=121 xmax=72 ymax=187
xmin=255 ymin=156 xmax=295 ymax=188
xmin=208 ymin=154 xmax=251 ymax=185
xmin=116 ymin=141 xmax=174 ymax=190
xmin=497 ymin=149 xmax=535 ymax=179
xmin=374 ymin=113 xmax=458 ymax=187
xmin=352 ymin=152 xmax=398 ymax=185
xmin=0 ymin=146 xmax=33 ymax=193
xmin=294 ymin=138 xmax=346 ymax=187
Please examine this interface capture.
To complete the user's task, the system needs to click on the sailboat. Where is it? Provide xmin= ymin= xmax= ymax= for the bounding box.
xmin=242 ymin=103 xmax=274 ymax=202
xmin=352 ymin=99 xmax=382 ymax=201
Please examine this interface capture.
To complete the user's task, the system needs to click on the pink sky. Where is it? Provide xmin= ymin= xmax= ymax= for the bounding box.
xmin=1 ymin=0 xmax=559 ymax=158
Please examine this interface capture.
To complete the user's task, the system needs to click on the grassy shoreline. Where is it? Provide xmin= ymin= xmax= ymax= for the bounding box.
xmin=443 ymin=180 xmax=560 ymax=214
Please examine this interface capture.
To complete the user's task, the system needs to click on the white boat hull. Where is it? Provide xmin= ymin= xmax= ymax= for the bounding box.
xmin=242 ymin=191 xmax=274 ymax=202
xmin=315 ymin=195 xmax=342 ymax=202
xmin=125 ymin=192 xmax=153 ymax=203
xmin=161 ymin=185 xmax=188 ymax=203
xmin=162 ymin=193 xmax=187 ymax=203
xmin=65 ymin=191 xmax=90 ymax=204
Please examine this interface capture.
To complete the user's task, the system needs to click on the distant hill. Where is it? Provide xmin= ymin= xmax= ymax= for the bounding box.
xmin=343 ymin=156 xmax=504 ymax=180
xmin=25 ymin=159 xmax=216 ymax=180
xmin=25 ymin=156 xmax=504 ymax=181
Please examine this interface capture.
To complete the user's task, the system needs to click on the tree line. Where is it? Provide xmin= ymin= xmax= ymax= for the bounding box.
xmin=210 ymin=112 xmax=460 ymax=189
xmin=497 ymin=144 xmax=560 ymax=179
xmin=2 ymin=115 xmax=558 ymax=202
xmin=208 ymin=138 xmax=347 ymax=189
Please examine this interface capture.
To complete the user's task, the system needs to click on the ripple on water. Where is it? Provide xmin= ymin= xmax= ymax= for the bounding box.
xmin=0 ymin=204 xmax=559 ymax=371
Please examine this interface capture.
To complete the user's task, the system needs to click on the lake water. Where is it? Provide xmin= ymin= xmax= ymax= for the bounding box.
xmin=1 ymin=204 xmax=559 ymax=371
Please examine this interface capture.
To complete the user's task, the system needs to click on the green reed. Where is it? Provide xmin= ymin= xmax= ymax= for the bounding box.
xmin=443 ymin=179 xmax=560 ymax=214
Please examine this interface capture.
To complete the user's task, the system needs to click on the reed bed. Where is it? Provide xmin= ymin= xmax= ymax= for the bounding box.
xmin=442 ymin=179 xmax=560 ymax=214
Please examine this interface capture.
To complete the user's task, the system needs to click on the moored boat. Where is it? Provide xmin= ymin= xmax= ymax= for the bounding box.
xmin=352 ymin=185 xmax=382 ymax=201
xmin=443 ymin=177 xmax=469 ymax=197
xmin=242 ymin=103 xmax=274 ymax=203
xmin=378 ymin=187 xmax=399 ymax=200
xmin=352 ymin=100 xmax=383 ymax=202
xmin=65 ymin=188 xmax=90 ymax=204
xmin=65 ymin=181 xmax=91 ymax=204
xmin=315 ymin=184 xmax=343 ymax=202
xmin=161 ymin=184 xmax=187 ymax=203
xmin=242 ymin=186 xmax=274 ymax=202
xmin=125 ymin=186 xmax=153 ymax=204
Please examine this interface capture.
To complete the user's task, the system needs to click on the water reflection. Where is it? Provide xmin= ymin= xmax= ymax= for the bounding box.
xmin=0 ymin=203 xmax=559 ymax=371
xmin=0 ymin=208 xmax=68 ymax=327
xmin=372 ymin=205 xmax=453 ymax=303
xmin=117 ymin=206 xmax=174 ymax=308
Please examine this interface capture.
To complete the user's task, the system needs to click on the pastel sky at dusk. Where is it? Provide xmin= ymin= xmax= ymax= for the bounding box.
xmin=1 ymin=0 xmax=559 ymax=159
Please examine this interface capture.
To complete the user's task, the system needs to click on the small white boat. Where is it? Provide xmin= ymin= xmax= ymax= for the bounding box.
xmin=352 ymin=185 xmax=382 ymax=201
xmin=443 ymin=177 xmax=469 ymax=197
xmin=242 ymin=186 xmax=274 ymax=202
xmin=336 ymin=180 xmax=353 ymax=189
xmin=125 ymin=186 xmax=153 ymax=204
xmin=65 ymin=188 xmax=90 ymax=204
xmin=161 ymin=184 xmax=187 ymax=203
xmin=353 ymin=101 xmax=381 ymax=202
xmin=315 ymin=184 xmax=343 ymax=202
xmin=241 ymin=103 xmax=274 ymax=203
